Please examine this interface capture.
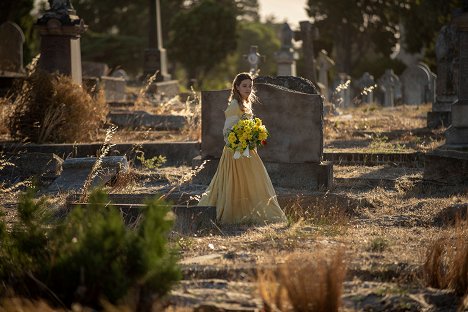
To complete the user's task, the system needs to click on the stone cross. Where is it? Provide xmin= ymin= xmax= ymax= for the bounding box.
xmin=0 ymin=22 xmax=25 ymax=73
xmin=316 ymin=50 xmax=334 ymax=100
xmin=294 ymin=21 xmax=319 ymax=82
xmin=446 ymin=3 xmax=468 ymax=145
xmin=244 ymin=45 xmax=264 ymax=76
xmin=275 ymin=23 xmax=296 ymax=76
xmin=144 ymin=0 xmax=171 ymax=81
xmin=378 ymin=69 xmax=400 ymax=107
xmin=355 ymin=72 xmax=376 ymax=104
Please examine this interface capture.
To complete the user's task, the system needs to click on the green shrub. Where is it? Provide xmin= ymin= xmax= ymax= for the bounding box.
xmin=7 ymin=70 xmax=108 ymax=143
xmin=0 ymin=189 xmax=180 ymax=308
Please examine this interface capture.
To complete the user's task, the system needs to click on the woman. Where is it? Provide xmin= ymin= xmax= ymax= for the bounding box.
xmin=198 ymin=72 xmax=287 ymax=225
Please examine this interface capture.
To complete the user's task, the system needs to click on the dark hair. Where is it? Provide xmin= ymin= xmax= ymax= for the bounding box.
xmin=228 ymin=72 xmax=257 ymax=112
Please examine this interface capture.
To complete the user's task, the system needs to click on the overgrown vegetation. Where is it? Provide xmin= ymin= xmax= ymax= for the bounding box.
xmin=0 ymin=188 xmax=181 ymax=309
xmin=258 ymin=249 xmax=347 ymax=312
xmin=6 ymin=70 xmax=108 ymax=143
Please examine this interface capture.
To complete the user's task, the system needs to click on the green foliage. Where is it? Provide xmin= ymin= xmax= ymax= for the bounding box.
xmin=306 ymin=0 xmax=406 ymax=74
xmin=0 ymin=189 xmax=180 ymax=308
xmin=136 ymin=152 xmax=167 ymax=169
xmin=168 ymin=0 xmax=238 ymax=84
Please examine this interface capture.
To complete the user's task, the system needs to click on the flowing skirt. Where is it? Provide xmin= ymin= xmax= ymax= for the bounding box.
xmin=198 ymin=146 xmax=287 ymax=225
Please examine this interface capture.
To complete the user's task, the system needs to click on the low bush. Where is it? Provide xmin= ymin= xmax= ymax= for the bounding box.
xmin=7 ymin=70 xmax=107 ymax=143
xmin=0 ymin=188 xmax=180 ymax=309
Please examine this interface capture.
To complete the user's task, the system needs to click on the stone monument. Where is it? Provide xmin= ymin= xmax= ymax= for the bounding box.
xmin=400 ymin=63 xmax=435 ymax=105
xmin=446 ymin=2 xmax=468 ymax=146
xmin=274 ymin=23 xmax=296 ymax=76
xmin=294 ymin=21 xmax=318 ymax=82
xmin=36 ymin=0 xmax=87 ymax=85
xmin=378 ymin=69 xmax=401 ymax=107
xmin=316 ymin=50 xmax=334 ymax=101
xmin=428 ymin=23 xmax=459 ymax=128
xmin=245 ymin=45 xmax=264 ymax=76
xmin=0 ymin=22 xmax=25 ymax=73
xmin=144 ymin=0 xmax=170 ymax=81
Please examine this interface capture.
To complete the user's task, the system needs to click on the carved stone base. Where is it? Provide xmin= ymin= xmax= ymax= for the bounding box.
xmin=192 ymin=155 xmax=333 ymax=190
xmin=445 ymin=126 xmax=468 ymax=145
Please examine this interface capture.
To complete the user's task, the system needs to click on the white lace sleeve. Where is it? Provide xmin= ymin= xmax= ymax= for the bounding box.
xmin=222 ymin=115 xmax=240 ymax=144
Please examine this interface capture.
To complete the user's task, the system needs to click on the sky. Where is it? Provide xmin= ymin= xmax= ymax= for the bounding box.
xmin=257 ymin=0 xmax=310 ymax=27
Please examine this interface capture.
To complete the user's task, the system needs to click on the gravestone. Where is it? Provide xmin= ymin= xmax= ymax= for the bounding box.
xmin=36 ymin=0 xmax=87 ymax=85
xmin=193 ymin=81 xmax=332 ymax=190
xmin=244 ymin=45 xmax=264 ymax=76
xmin=400 ymin=63 xmax=434 ymax=105
xmin=275 ymin=23 xmax=296 ymax=76
xmin=446 ymin=6 xmax=468 ymax=146
xmin=0 ymin=22 xmax=25 ymax=73
xmin=82 ymin=61 xmax=109 ymax=78
xmin=316 ymin=50 xmax=335 ymax=101
xmin=294 ymin=21 xmax=319 ymax=82
xmin=378 ymin=69 xmax=401 ymax=107
xmin=428 ymin=23 xmax=459 ymax=128
xmin=355 ymin=72 xmax=376 ymax=104
xmin=101 ymin=76 xmax=126 ymax=102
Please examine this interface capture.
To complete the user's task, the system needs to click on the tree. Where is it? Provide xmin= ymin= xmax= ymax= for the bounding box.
xmin=168 ymin=0 xmax=238 ymax=85
xmin=306 ymin=0 xmax=407 ymax=75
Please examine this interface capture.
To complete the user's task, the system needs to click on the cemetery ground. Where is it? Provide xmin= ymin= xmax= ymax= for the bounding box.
xmin=1 ymin=101 xmax=467 ymax=311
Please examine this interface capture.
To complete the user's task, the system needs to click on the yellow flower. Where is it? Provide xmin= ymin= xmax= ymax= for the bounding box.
xmin=228 ymin=132 xmax=237 ymax=144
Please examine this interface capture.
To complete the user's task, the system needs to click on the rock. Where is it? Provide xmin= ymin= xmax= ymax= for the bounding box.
xmin=4 ymin=152 xmax=63 ymax=179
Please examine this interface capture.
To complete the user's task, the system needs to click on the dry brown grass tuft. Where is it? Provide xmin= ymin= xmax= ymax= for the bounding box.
xmin=8 ymin=70 xmax=108 ymax=143
xmin=258 ymin=249 xmax=347 ymax=312
xmin=424 ymin=219 xmax=468 ymax=296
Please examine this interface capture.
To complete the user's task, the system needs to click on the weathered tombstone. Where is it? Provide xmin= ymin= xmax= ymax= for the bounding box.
xmin=111 ymin=68 xmax=129 ymax=81
xmin=316 ymin=50 xmax=335 ymax=101
xmin=193 ymin=79 xmax=332 ymax=190
xmin=400 ymin=63 xmax=434 ymax=105
xmin=355 ymin=72 xmax=376 ymax=104
xmin=82 ymin=61 xmax=109 ymax=78
xmin=101 ymin=76 xmax=126 ymax=102
xmin=428 ymin=23 xmax=459 ymax=128
xmin=275 ymin=23 xmax=296 ymax=76
xmin=36 ymin=0 xmax=87 ymax=85
xmin=378 ymin=69 xmax=401 ymax=107
xmin=0 ymin=22 xmax=25 ymax=73
xmin=244 ymin=45 xmax=264 ymax=76
xmin=294 ymin=21 xmax=319 ymax=82
xmin=446 ymin=4 xmax=468 ymax=146
xmin=419 ymin=62 xmax=437 ymax=103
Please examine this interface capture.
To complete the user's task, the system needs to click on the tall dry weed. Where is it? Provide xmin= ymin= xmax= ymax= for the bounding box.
xmin=424 ymin=219 xmax=468 ymax=296
xmin=258 ymin=249 xmax=347 ymax=312
xmin=8 ymin=70 xmax=108 ymax=143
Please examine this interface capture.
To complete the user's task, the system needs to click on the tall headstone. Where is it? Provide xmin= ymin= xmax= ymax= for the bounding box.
xmin=274 ymin=23 xmax=296 ymax=76
xmin=294 ymin=21 xmax=318 ymax=82
xmin=378 ymin=69 xmax=401 ymax=107
xmin=355 ymin=72 xmax=376 ymax=104
xmin=0 ymin=22 xmax=25 ymax=73
xmin=446 ymin=3 xmax=468 ymax=146
xmin=428 ymin=23 xmax=459 ymax=128
xmin=400 ymin=63 xmax=434 ymax=105
xmin=316 ymin=50 xmax=335 ymax=101
xmin=36 ymin=0 xmax=87 ymax=85
xmin=144 ymin=0 xmax=170 ymax=81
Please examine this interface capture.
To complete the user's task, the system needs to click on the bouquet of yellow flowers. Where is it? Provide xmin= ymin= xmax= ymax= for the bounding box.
xmin=226 ymin=117 xmax=269 ymax=159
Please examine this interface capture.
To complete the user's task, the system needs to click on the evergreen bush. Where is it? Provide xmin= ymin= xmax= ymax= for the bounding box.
xmin=0 ymin=189 xmax=180 ymax=308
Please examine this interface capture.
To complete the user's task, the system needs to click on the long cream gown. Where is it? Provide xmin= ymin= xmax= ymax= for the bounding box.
xmin=198 ymin=99 xmax=287 ymax=225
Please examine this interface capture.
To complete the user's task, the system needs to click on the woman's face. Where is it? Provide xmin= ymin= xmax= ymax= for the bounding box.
xmin=236 ymin=79 xmax=252 ymax=100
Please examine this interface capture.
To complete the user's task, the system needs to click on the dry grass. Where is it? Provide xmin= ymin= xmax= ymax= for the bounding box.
xmin=258 ymin=249 xmax=346 ymax=312
xmin=424 ymin=219 xmax=468 ymax=296
xmin=7 ymin=70 xmax=108 ymax=143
